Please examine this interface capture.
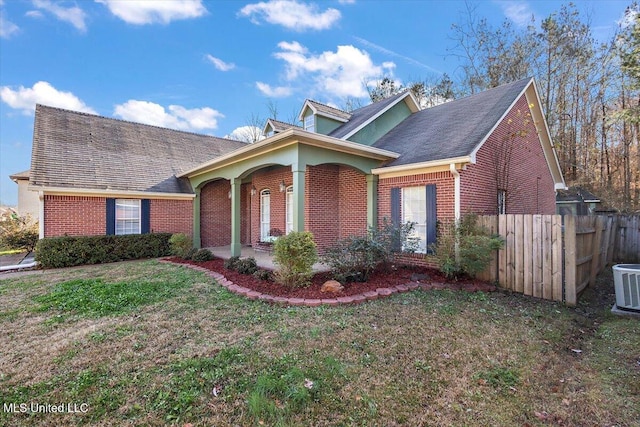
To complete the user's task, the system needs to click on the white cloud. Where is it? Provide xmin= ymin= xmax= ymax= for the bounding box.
xmin=32 ymin=0 xmax=87 ymax=32
xmin=353 ymin=36 xmax=440 ymax=73
xmin=0 ymin=12 xmax=19 ymax=38
xmin=239 ymin=0 xmax=340 ymax=31
xmin=205 ymin=54 xmax=235 ymax=71
xmin=271 ymin=41 xmax=395 ymax=98
xmin=0 ymin=81 xmax=96 ymax=114
xmin=225 ymin=126 xmax=265 ymax=143
xmin=498 ymin=1 xmax=533 ymax=27
xmin=97 ymin=0 xmax=207 ymax=25
xmin=25 ymin=10 xmax=44 ymax=19
xmin=338 ymin=0 xmax=355 ymax=3
xmin=255 ymin=82 xmax=292 ymax=97
xmin=113 ymin=100 xmax=223 ymax=131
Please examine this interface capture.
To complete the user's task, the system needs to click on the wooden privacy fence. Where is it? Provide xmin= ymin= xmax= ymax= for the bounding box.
xmin=475 ymin=214 xmax=631 ymax=306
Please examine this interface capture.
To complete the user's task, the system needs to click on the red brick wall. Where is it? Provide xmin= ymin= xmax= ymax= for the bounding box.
xmin=150 ymin=199 xmax=192 ymax=236
xmin=338 ymin=166 xmax=368 ymax=240
xmin=251 ymin=167 xmax=291 ymax=246
xmin=305 ymin=165 xmax=340 ymax=250
xmin=200 ymin=180 xmax=232 ymax=247
xmin=44 ymin=195 xmax=193 ymax=238
xmin=44 ymin=195 xmax=106 ymax=237
xmin=460 ymin=94 xmax=556 ymax=215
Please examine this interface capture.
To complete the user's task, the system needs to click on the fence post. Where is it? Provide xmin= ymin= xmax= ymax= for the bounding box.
xmin=564 ymin=215 xmax=577 ymax=306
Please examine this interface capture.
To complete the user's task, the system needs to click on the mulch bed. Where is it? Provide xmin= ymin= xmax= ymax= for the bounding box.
xmin=168 ymin=257 xmax=495 ymax=300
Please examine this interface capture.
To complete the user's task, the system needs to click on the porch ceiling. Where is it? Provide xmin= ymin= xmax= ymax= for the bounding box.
xmin=180 ymin=128 xmax=399 ymax=188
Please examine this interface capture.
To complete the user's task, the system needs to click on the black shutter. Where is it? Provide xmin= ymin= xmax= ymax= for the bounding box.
xmin=141 ymin=199 xmax=150 ymax=234
xmin=106 ymin=198 xmax=115 ymax=235
xmin=391 ymin=187 xmax=401 ymax=226
xmin=426 ymin=184 xmax=437 ymax=251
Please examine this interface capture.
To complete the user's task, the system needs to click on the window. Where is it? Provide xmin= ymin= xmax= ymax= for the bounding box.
xmin=285 ymin=186 xmax=294 ymax=234
xmin=402 ymin=187 xmax=427 ymax=253
xmin=115 ymin=199 xmax=141 ymax=235
xmin=260 ymin=189 xmax=271 ymax=241
xmin=303 ymin=114 xmax=315 ymax=132
xmin=497 ymin=189 xmax=506 ymax=214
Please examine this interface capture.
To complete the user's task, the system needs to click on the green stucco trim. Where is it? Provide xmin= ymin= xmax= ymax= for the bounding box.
xmin=193 ymin=187 xmax=201 ymax=248
xmin=366 ymin=174 xmax=378 ymax=229
xmin=348 ymin=101 xmax=412 ymax=145
xmin=230 ymin=178 xmax=242 ymax=256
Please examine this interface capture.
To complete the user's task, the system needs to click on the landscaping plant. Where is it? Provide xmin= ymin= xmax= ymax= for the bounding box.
xmin=322 ymin=220 xmax=419 ymax=283
xmin=429 ymin=213 xmax=503 ymax=279
xmin=272 ymin=231 xmax=318 ymax=288
xmin=169 ymin=233 xmax=193 ymax=259
xmin=0 ymin=211 xmax=38 ymax=252
xmin=191 ymin=248 xmax=214 ymax=262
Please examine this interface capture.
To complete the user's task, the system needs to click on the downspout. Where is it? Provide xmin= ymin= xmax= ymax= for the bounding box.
xmin=38 ymin=191 xmax=45 ymax=239
xmin=450 ymin=164 xmax=461 ymax=221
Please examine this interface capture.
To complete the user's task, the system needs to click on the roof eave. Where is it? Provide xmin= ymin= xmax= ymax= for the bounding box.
xmin=29 ymin=185 xmax=195 ymax=199
xmin=372 ymin=156 xmax=473 ymax=176
xmin=179 ymin=128 xmax=400 ymax=178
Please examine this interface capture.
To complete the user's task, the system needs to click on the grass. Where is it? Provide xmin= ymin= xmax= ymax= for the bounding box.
xmin=0 ymin=259 xmax=638 ymax=426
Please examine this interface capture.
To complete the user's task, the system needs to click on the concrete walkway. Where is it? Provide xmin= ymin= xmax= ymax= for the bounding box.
xmin=0 ymin=251 xmax=37 ymax=272
xmin=208 ymin=246 xmax=329 ymax=272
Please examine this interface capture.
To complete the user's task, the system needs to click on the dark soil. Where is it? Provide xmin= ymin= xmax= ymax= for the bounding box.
xmin=168 ymin=257 xmax=492 ymax=299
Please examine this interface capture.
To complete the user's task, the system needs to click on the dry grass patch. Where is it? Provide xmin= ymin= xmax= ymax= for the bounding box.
xmin=0 ymin=261 xmax=638 ymax=426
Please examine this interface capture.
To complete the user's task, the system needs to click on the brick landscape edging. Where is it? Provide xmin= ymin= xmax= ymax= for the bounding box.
xmin=159 ymin=258 xmax=497 ymax=306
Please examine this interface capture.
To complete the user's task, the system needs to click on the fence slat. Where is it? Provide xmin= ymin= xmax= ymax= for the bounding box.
xmin=498 ymin=215 xmax=507 ymax=288
xmin=542 ymin=215 xmax=553 ymax=300
xmin=533 ymin=215 xmax=543 ymax=298
xmin=523 ymin=214 xmax=533 ymax=296
xmin=564 ymin=215 xmax=577 ymax=306
xmin=552 ymin=215 xmax=563 ymax=302
xmin=515 ymin=214 xmax=524 ymax=293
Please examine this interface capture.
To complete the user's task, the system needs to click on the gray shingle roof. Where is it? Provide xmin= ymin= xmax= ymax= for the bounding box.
xmin=9 ymin=169 xmax=30 ymax=180
xmin=328 ymin=90 xmax=410 ymax=139
xmin=30 ymin=105 xmax=247 ymax=194
xmin=265 ymin=118 xmax=302 ymax=133
xmin=305 ymin=100 xmax=352 ymax=121
xmin=373 ymin=78 xmax=531 ymax=166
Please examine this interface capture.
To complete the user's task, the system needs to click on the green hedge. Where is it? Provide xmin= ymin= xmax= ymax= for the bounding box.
xmin=35 ymin=233 xmax=172 ymax=268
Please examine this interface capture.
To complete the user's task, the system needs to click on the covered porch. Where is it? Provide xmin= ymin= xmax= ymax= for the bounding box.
xmin=180 ymin=129 xmax=399 ymax=257
xmin=208 ymin=245 xmax=329 ymax=272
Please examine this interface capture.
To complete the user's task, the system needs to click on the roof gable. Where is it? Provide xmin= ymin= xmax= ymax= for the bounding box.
xmin=298 ymin=100 xmax=352 ymax=123
xmin=263 ymin=118 xmax=301 ymax=136
xmin=328 ymin=90 xmax=420 ymax=140
xmin=373 ymin=78 xmax=532 ymax=166
xmin=30 ymin=105 xmax=247 ymax=194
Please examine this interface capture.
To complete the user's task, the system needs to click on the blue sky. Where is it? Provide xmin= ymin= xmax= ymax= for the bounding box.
xmin=0 ymin=0 xmax=630 ymax=206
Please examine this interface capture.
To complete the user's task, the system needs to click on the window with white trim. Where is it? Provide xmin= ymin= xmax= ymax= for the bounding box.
xmin=285 ymin=186 xmax=294 ymax=234
xmin=303 ymin=114 xmax=315 ymax=132
xmin=402 ymin=187 xmax=427 ymax=253
xmin=115 ymin=199 xmax=141 ymax=235
xmin=497 ymin=189 xmax=507 ymax=214
xmin=260 ymin=189 xmax=271 ymax=241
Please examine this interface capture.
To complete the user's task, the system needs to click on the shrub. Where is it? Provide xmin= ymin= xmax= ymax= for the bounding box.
xmin=0 ymin=211 xmax=39 ymax=252
xmin=236 ymin=257 xmax=258 ymax=275
xmin=429 ymin=213 xmax=503 ymax=280
xmin=169 ymin=233 xmax=192 ymax=258
xmin=224 ymin=256 xmax=241 ymax=270
xmin=35 ymin=233 xmax=172 ymax=268
xmin=322 ymin=236 xmax=381 ymax=283
xmin=322 ymin=220 xmax=419 ymax=283
xmin=192 ymin=248 xmax=214 ymax=262
xmin=183 ymin=247 xmax=198 ymax=260
xmin=273 ymin=231 xmax=318 ymax=288
xmin=253 ymin=269 xmax=273 ymax=281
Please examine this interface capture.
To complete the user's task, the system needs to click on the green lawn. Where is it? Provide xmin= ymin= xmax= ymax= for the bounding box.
xmin=0 ymin=260 xmax=638 ymax=426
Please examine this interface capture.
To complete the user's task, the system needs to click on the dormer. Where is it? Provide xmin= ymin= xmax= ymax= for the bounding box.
xmin=297 ymin=100 xmax=352 ymax=135
xmin=262 ymin=118 xmax=301 ymax=138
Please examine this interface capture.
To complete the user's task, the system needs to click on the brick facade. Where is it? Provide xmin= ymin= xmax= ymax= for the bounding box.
xmin=44 ymin=195 xmax=106 ymax=237
xmin=251 ymin=167 xmax=292 ymax=246
xmin=200 ymin=179 xmax=232 ymax=247
xmin=43 ymin=195 xmax=192 ymax=238
xmin=460 ymin=94 xmax=556 ymax=215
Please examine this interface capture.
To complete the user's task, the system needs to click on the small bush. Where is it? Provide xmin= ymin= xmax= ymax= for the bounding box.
xmin=224 ymin=256 xmax=241 ymax=270
xmin=183 ymin=247 xmax=198 ymax=260
xmin=169 ymin=233 xmax=192 ymax=258
xmin=322 ymin=236 xmax=381 ymax=283
xmin=35 ymin=233 xmax=172 ymax=268
xmin=0 ymin=211 xmax=39 ymax=252
xmin=253 ymin=269 xmax=273 ymax=281
xmin=236 ymin=257 xmax=258 ymax=275
xmin=192 ymin=248 xmax=214 ymax=262
xmin=322 ymin=220 xmax=419 ymax=283
xmin=273 ymin=231 xmax=318 ymax=288
xmin=429 ymin=213 xmax=503 ymax=280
